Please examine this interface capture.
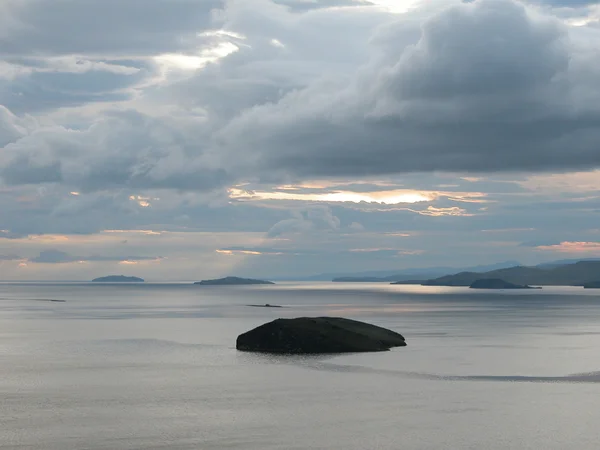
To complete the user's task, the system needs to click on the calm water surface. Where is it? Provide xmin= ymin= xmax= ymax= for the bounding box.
xmin=1 ymin=282 xmax=600 ymax=449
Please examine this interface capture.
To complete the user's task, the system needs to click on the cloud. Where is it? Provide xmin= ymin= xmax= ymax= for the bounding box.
xmin=348 ymin=221 xmax=365 ymax=231
xmin=217 ymin=0 xmax=600 ymax=179
xmin=0 ymin=105 xmax=30 ymax=146
xmin=30 ymin=250 xmax=74 ymax=263
xmin=0 ymin=0 xmax=222 ymax=56
xmin=216 ymin=247 xmax=286 ymax=256
xmin=416 ymin=206 xmax=473 ymax=217
xmin=3 ymin=0 xmax=600 ymax=197
xmin=0 ymin=109 xmax=229 ymax=191
xmin=276 ymin=0 xmax=375 ymax=12
xmin=3 ymin=0 xmax=600 ymax=280
xmin=267 ymin=206 xmax=341 ymax=237
xmin=0 ymin=60 xmax=148 ymax=114
xmin=0 ymin=228 xmax=26 ymax=239
xmin=230 ymin=187 xmax=434 ymax=204
xmin=537 ymin=0 xmax=600 ymax=6
xmin=536 ymin=241 xmax=600 ymax=253
xmin=29 ymin=249 xmax=163 ymax=264
xmin=0 ymin=253 xmax=21 ymax=261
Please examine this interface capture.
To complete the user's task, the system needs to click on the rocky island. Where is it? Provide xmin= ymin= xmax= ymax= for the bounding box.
xmin=236 ymin=317 xmax=406 ymax=354
xmin=92 ymin=275 xmax=144 ymax=282
xmin=469 ymin=278 xmax=538 ymax=289
xmin=194 ymin=276 xmax=274 ymax=286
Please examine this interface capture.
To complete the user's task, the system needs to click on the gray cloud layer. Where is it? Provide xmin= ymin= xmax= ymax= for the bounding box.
xmin=0 ymin=0 xmax=221 ymax=56
xmin=30 ymin=249 xmax=162 ymax=264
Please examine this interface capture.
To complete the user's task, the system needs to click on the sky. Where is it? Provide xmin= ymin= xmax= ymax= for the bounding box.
xmin=1 ymin=0 xmax=600 ymax=281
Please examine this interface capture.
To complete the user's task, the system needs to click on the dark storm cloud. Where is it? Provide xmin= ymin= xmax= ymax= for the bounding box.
xmin=218 ymin=0 xmax=600 ymax=179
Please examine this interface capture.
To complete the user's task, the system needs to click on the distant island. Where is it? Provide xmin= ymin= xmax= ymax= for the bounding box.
xmin=194 ymin=276 xmax=274 ymax=286
xmin=334 ymin=276 xmax=425 ymax=283
xmin=583 ymin=281 xmax=600 ymax=289
xmin=329 ymin=261 xmax=521 ymax=283
xmin=92 ymin=275 xmax=144 ymax=283
xmin=469 ymin=279 xmax=539 ymax=290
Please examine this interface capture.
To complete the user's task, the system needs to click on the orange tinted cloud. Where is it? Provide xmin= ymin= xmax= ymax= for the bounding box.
xmin=216 ymin=249 xmax=282 ymax=256
xmin=536 ymin=241 xmax=600 ymax=253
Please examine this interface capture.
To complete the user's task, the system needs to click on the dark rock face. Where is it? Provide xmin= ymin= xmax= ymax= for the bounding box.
xmin=236 ymin=317 xmax=406 ymax=354
xmin=583 ymin=281 xmax=600 ymax=289
xmin=469 ymin=278 xmax=536 ymax=289
xmin=194 ymin=276 xmax=274 ymax=285
xmin=92 ymin=275 xmax=144 ymax=282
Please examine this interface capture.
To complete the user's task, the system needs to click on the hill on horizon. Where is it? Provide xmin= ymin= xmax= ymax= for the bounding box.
xmin=289 ymin=261 xmax=522 ymax=282
xmin=422 ymin=261 xmax=600 ymax=287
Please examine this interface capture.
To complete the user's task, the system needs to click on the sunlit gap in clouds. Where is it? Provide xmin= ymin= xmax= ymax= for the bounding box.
xmin=229 ymin=188 xmax=435 ymax=204
xmin=369 ymin=0 xmax=421 ymax=13
xmin=154 ymin=42 xmax=239 ymax=71
xmin=153 ymin=30 xmax=242 ymax=75
xmin=216 ymin=249 xmax=275 ymax=256
xmin=537 ymin=241 xmax=600 ymax=254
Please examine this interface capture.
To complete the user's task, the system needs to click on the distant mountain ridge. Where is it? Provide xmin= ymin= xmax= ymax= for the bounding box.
xmin=325 ymin=261 xmax=521 ymax=282
xmin=536 ymin=257 xmax=600 ymax=268
xmin=422 ymin=261 xmax=600 ymax=287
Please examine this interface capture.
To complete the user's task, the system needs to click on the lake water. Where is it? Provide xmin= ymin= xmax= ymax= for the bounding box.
xmin=1 ymin=282 xmax=600 ymax=449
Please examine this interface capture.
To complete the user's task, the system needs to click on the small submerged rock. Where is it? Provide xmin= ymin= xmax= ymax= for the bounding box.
xmin=247 ymin=304 xmax=282 ymax=308
xmin=236 ymin=317 xmax=406 ymax=354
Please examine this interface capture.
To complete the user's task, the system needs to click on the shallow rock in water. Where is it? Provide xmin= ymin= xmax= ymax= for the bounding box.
xmin=236 ymin=317 xmax=406 ymax=354
xmin=247 ymin=304 xmax=282 ymax=308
